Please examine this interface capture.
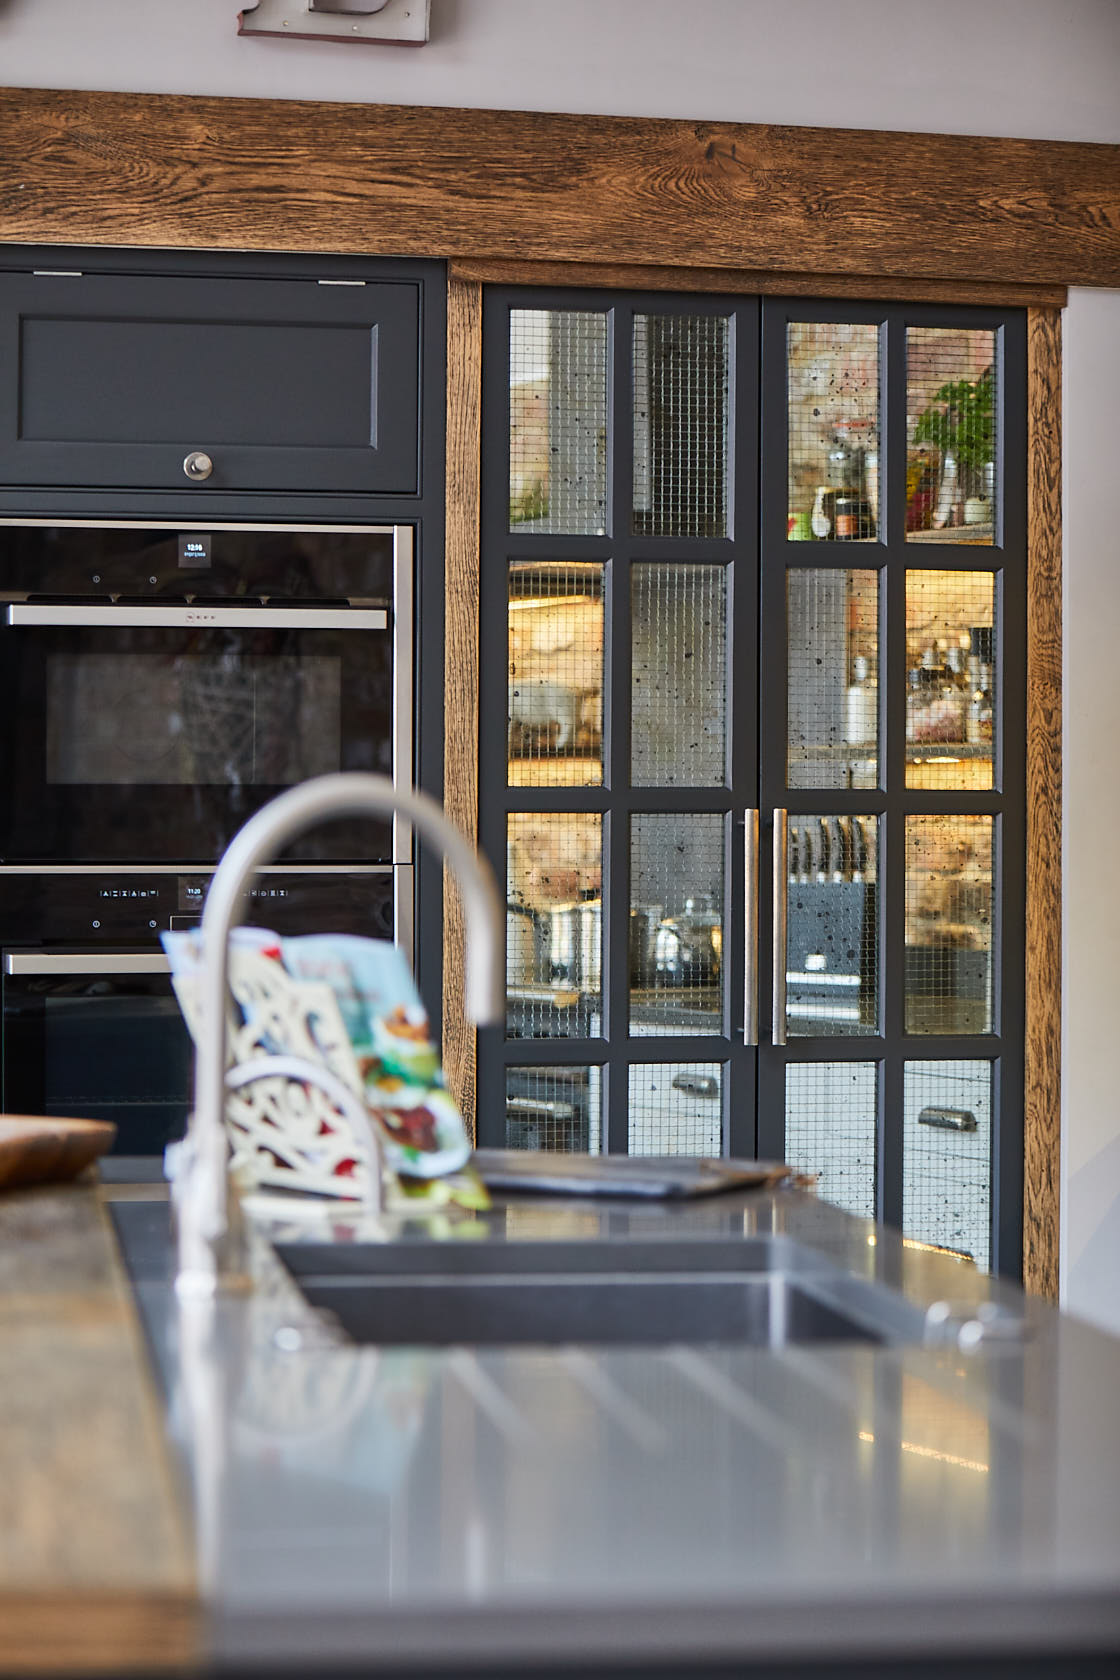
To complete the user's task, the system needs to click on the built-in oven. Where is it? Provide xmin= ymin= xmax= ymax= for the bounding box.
xmin=0 ymin=520 xmax=415 ymax=1155
xmin=1 ymin=872 xmax=396 ymax=1157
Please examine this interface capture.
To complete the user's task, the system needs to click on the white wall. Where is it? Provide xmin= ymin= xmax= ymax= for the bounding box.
xmin=2 ymin=0 xmax=1119 ymax=1326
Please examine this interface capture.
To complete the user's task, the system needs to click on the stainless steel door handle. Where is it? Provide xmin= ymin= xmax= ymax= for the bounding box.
xmin=7 ymin=604 xmax=388 ymax=630
xmin=772 ymin=807 xmax=788 ymax=1046
xmin=743 ymin=808 xmax=759 ymax=1045
xmin=4 ymin=952 xmax=171 ymax=976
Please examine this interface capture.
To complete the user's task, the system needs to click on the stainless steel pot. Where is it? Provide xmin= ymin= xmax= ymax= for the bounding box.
xmin=544 ymin=899 xmax=602 ymax=992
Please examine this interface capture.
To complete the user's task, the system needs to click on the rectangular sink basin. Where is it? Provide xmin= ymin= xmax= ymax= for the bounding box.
xmin=275 ymin=1234 xmax=818 ymax=1280
xmin=287 ymin=1268 xmax=883 ymax=1348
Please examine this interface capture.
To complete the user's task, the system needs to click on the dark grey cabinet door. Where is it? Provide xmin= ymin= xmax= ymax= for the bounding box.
xmin=0 ymin=272 xmax=420 ymax=493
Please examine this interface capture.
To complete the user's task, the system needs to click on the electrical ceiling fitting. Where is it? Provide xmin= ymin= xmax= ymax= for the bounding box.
xmin=237 ymin=0 xmax=430 ymax=46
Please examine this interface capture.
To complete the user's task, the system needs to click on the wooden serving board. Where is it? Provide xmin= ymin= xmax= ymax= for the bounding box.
xmin=0 ymin=1116 xmax=117 ymax=1190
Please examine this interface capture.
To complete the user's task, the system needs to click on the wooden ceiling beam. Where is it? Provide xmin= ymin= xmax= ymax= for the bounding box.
xmin=0 ymin=87 xmax=1116 ymax=289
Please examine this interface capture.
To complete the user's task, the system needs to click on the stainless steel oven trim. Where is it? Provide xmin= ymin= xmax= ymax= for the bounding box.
xmin=5 ymin=952 xmax=171 ymax=976
xmin=392 ymin=525 xmax=414 ymax=865
xmin=0 ymin=519 xmax=402 ymax=534
xmin=8 ymin=604 xmax=388 ymax=630
xmin=0 ymin=864 xmax=396 ymax=875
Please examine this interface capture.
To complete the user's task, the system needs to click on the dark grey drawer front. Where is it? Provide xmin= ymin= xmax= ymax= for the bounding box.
xmin=0 ymin=273 xmax=420 ymax=492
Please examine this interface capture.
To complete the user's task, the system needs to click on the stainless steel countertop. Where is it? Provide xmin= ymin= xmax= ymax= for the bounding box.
xmin=115 ymin=1181 xmax=1120 ymax=1673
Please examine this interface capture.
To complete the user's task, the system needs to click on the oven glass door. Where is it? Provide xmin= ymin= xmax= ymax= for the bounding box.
xmin=2 ymin=953 xmax=193 ymax=1156
xmin=0 ymin=607 xmax=394 ymax=863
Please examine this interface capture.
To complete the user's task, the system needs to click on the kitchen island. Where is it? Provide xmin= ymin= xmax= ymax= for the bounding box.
xmin=4 ymin=1167 xmax=1120 ymax=1678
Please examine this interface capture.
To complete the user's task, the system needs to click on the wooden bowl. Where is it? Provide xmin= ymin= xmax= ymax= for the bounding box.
xmin=0 ymin=1116 xmax=117 ymax=1190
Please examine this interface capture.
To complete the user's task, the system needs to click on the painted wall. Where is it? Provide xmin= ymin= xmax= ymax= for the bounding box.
xmin=2 ymin=0 xmax=1119 ymax=1328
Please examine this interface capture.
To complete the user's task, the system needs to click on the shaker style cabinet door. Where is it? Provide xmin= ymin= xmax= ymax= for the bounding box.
xmin=0 ymin=270 xmax=420 ymax=493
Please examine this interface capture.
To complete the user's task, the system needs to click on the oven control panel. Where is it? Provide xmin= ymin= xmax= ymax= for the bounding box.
xmin=0 ymin=872 xmax=395 ymax=945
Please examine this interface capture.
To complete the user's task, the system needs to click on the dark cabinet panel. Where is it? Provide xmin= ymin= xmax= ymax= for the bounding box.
xmin=0 ymin=272 xmax=420 ymax=493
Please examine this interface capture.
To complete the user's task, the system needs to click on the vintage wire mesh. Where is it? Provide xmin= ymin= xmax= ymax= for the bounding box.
xmin=627 ymin=1062 xmax=723 ymax=1156
xmin=509 ymin=309 xmax=608 ymax=536
xmin=905 ymin=815 xmax=992 ymax=1035
xmin=902 ymin=1060 xmax=992 ymax=1270
xmin=906 ymin=570 xmax=995 ymax=791
xmin=906 ymin=328 xmax=997 ymax=544
xmin=786 ymin=569 xmax=878 ymax=790
xmin=632 ymin=563 xmax=726 ymax=787
xmin=783 ymin=812 xmax=878 ymax=1039
xmin=505 ymin=1065 xmax=602 ymax=1153
xmin=506 ymin=811 xmax=602 ymax=1040
xmin=787 ymin=323 xmax=879 ymax=543
xmin=632 ymin=313 xmax=730 ymax=538
xmin=507 ymin=563 xmax=603 ymax=787
xmin=630 ymin=812 xmax=724 ymax=1034
xmin=784 ymin=1062 xmax=877 ymax=1220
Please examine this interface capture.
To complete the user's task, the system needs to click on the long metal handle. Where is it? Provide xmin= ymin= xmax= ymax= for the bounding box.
xmin=392 ymin=526 xmax=414 ymax=864
xmin=5 ymin=951 xmax=171 ymax=976
xmin=7 ymin=604 xmax=388 ymax=630
xmin=771 ymin=807 xmax=788 ymax=1046
xmin=743 ymin=808 xmax=760 ymax=1045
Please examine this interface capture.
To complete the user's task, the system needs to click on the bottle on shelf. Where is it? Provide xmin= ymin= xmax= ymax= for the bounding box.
xmin=966 ymin=625 xmax=994 ymax=745
xmin=844 ymin=655 xmax=877 ymax=745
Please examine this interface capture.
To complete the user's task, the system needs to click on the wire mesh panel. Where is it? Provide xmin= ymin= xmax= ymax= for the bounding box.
xmin=787 ymin=568 xmax=878 ymax=790
xmin=906 ymin=571 xmax=995 ymax=790
xmin=506 ymin=813 xmax=602 ymax=1039
xmin=632 ymin=563 xmax=727 ymax=787
xmin=507 ymin=563 xmax=604 ymax=788
xmin=630 ymin=813 xmax=724 ymax=1034
xmin=783 ymin=813 xmax=878 ymax=1038
xmin=903 ymin=1060 xmax=992 ymax=1269
xmin=906 ymin=328 xmax=997 ymax=544
xmin=905 ymin=816 xmax=993 ymax=1034
xmin=509 ymin=309 xmax=608 ymax=535
xmin=506 ymin=1065 xmax=602 ymax=1154
xmin=627 ymin=1062 xmax=723 ymax=1156
xmin=784 ymin=1062 xmax=877 ymax=1220
xmin=787 ymin=323 xmax=879 ymax=543
xmin=632 ymin=314 xmax=730 ymax=538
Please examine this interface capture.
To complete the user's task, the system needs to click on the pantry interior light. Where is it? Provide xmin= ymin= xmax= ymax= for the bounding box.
xmin=508 ymin=595 xmax=596 ymax=611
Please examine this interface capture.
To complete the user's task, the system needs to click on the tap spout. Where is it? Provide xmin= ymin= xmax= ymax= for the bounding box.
xmin=176 ymin=773 xmax=503 ymax=1295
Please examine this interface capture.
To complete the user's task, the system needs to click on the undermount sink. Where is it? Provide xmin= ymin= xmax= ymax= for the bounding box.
xmin=275 ymin=1236 xmax=926 ymax=1349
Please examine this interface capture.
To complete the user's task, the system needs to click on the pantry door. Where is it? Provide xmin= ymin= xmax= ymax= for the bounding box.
xmin=474 ymin=288 xmax=1027 ymax=1280
xmin=476 ymin=289 xmax=761 ymax=1161
xmin=756 ymin=301 xmax=1027 ymax=1278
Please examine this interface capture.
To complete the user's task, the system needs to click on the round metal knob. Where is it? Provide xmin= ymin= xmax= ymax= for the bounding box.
xmin=183 ymin=451 xmax=213 ymax=482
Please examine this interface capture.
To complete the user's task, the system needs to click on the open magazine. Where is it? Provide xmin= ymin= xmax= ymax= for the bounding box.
xmin=162 ymin=926 xmax=479 ymax=1199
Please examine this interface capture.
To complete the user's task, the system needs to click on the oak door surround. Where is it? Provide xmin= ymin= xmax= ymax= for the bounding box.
xmin=0 ymin=86 xmax=1086 ymax=1295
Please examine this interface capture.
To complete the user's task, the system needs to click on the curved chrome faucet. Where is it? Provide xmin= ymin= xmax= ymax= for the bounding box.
xmin=175 ymin=773 xmax=504 ymax=1296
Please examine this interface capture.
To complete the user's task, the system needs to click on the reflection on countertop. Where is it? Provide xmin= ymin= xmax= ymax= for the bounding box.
xmin=93 ymin=1174 xmax=1120 ymax=1676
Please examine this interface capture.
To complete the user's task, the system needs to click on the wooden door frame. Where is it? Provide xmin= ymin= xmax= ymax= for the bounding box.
xmin=1 ymin=87 xmax=1097 ymax=1296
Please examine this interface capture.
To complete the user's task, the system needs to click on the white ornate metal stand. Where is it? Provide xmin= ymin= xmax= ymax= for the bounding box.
xmin=171 ymin=946 xmax=383 ymax=1205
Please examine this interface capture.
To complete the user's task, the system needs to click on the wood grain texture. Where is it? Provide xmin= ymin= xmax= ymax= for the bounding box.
xmin=1023 ymin=306 xmax=1063 ymax=1301
xmin=0 ymin=1181 xmax=198 ymax=1671
xmin=442 ymin=276 xmax=482 ymax=1137
xmin=450 ymin=258 xmax=1067 ymax=308
xmin=0 ymin=1116 xmax=115 ymax=1189
xmin=0 ymin=87 xmax=1116 ymax=289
